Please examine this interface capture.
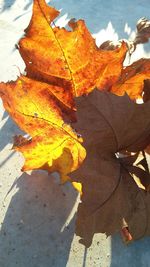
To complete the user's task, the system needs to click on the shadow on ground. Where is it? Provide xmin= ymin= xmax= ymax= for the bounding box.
xmin=0 ymin=171 xmax=78 ymax=267
xmin=2 ymin=0 xmax=150 ymax=39
xmin=0 ymin=112 xmax=24 ymax=152
xmin=50 ymin=0 xmax=150 ymax=39
xmin=110 ymin=233 xmax=150 ymax=267
xmin=1 ymin=0 xmax=33 ymax=12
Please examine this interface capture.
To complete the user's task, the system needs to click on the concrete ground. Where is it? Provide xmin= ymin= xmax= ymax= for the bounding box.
xmin=1 ymin=1 xmax=150 ymax=266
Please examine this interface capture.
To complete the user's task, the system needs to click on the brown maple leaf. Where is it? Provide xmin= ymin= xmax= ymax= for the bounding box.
xmin=134 ymin=17 xmax=150 ymax=47
xmin=70 ymin=89 xmax=150 ymax=247
xmin=100 ymin=17 xmax=150 ymax=53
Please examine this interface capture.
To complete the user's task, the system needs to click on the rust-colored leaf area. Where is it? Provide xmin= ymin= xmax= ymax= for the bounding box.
xmin=1 ymin=0 xmax=150 ymax=247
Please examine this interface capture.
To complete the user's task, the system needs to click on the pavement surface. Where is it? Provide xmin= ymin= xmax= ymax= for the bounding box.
xmin=1 ymin=1 xmax=150 ymax=266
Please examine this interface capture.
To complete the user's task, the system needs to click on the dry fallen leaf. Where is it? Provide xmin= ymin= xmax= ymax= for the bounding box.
xmin=0 ymin=76 xmax=86 ymax=183
xmin=71 ymin=89 xmax=150 ymax=247
xmin=1 ymin=0 xmax=150 ymax=248
xmin=0 ymin=0 xmax=128 ymax=182
xmin=111 ymin=59 xmax=150 ymax=100
xmin=100 ymin=17 xmax=150 ymax=55
xmin=19 ymin=0 xmax=127 ymax=97
xmin=134 ymin=17 xmax=150 ymax=46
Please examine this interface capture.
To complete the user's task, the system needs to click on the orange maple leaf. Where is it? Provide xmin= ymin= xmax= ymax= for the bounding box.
xmin=111 ymin=58 xmax=150 ymax=99
xmin=0 ymin=0 xmax=128 ymax=184
xmin=19 ymin=0 xmax=127 ymax=97
xmin=0 ymin=76 xmax=86 ymax=184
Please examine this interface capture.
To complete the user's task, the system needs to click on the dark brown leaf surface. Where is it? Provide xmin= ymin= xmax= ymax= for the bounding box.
xmin=71 ymin=90 xmax=150 ymax=247
xmin=134 ymin=17 xmax=150 ymax=46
